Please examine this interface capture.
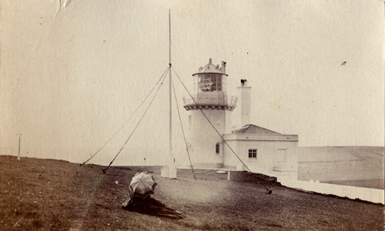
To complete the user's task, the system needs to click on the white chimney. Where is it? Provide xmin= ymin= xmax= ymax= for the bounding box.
xmin=238 ymin=79 xmax=251 ymax=126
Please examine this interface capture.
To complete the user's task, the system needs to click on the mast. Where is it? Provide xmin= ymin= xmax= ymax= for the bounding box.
xmin=169 ymin=10 xmax=173 ymax=163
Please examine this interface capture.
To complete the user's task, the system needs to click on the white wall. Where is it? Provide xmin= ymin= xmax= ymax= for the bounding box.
xmin=279 ymin=177 xmax=384 ymax=204
xmin=223 ymin=133 xmax=298 ymax=175
xmin=188 ymin=109 xmax=227 ymax=167
xmin=237 ymin=85 xmax=251 ymax=126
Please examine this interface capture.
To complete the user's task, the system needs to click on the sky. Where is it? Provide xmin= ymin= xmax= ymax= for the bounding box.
xmin=0 ymin=0 xmax=384 ymax=166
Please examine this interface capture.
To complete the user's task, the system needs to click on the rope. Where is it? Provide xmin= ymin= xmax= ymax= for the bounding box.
xmin=171 ymin=77 xmax=197 ymax=180
xmin=103 ymin=69 xmax=169 ymax=173
xmin=80 ymin=68 xmax=169 ymax=166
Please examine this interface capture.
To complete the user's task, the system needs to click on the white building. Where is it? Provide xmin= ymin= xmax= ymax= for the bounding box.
xmin=183 ymin=59 xmax=298 ymax=178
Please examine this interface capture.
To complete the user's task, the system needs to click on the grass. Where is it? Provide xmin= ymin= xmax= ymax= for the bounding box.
xmin=0 ymin=155 xmax=384 ymax=230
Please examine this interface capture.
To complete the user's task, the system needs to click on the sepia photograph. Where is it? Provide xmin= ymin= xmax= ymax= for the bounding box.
xmin=0 ymin=0 xmax=384 ymax=230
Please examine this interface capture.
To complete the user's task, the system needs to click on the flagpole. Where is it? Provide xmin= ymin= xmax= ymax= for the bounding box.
xmin=169 ymin=10 xmax=173 ymax=164
xmin=160 ymin=10 xmax=176 ymax=178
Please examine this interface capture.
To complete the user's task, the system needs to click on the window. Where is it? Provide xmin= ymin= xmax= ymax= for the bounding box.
xmin=215 ymin=143 xmax=220 ymax=154
xmin=216 ymin=76 xmax=222 ymax=91
xmin=248 ymin=149 xmax=257 ymax=159
xmin=198 ymin=75 xmax=213 ymax=92
xmin=197 ymin=74 xmax=224 ymax=92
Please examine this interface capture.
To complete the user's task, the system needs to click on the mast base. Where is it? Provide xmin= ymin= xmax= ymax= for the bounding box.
xmin=160 ymin=165 xmax=177 ymax=178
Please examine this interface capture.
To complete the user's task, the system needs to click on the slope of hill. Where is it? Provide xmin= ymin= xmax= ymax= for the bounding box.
xmin=0 ymin=155 xmax=383 ymax=230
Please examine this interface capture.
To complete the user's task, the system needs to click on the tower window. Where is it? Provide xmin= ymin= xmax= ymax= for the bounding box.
xmin=215 ymin=143 xmax=220 ymax=154
xmin=198 ymin=74 xmax=223 ymax=92
xmin=248 ymin=149 xmax=257 ymax=158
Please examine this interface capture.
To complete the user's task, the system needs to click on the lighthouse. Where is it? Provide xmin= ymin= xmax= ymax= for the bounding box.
xmin=183 ymin=59 xmax=237 ymax=168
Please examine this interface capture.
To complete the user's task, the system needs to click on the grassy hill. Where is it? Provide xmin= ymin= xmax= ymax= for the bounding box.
xmin=0 ymin=155 xmax=384 ymax=230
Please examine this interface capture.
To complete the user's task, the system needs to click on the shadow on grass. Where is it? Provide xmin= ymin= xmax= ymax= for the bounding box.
xmin=122 ymin=197 xmax=183 ymax=219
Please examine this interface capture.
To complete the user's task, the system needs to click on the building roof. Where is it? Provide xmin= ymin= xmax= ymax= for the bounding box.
xmin=231 ymin=124 xmax=282 ymax=135
xmin=193 ymin=58 xmax=227 ymax=76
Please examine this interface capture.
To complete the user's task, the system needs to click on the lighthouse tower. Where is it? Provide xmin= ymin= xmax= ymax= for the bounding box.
xmin=183 ymin=59 xmax=237 ymax=168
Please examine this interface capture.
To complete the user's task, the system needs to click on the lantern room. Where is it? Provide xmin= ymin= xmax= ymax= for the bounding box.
xmin=183 ymin=59 xmax=237 ymax=110
xmin=193 ymin=59 xmax=227 ymax=93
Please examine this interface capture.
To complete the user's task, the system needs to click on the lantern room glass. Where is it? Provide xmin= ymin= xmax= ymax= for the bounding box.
xmin=194 ymin=74 xmax=226 ymax=93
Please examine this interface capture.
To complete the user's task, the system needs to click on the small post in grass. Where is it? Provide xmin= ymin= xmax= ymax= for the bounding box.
xmin=17 ymin=134 xmax=21 ymax=161
xmin=227 ymin=170 xmax=230 ymax=181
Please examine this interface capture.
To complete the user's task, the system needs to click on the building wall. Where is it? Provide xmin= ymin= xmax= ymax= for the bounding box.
xmin=188 ymin=109 xmax=229 ymax=168
xmin=223 ymin=133 xmax=298 ymax=177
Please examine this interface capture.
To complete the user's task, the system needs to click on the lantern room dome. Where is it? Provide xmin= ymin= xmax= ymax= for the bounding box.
xmin=193 ymin=58 xmax=228 ymax=76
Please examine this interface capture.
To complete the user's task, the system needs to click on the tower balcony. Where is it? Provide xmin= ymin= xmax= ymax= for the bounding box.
xmin=183 ymin=92 xmax=237 ymax=111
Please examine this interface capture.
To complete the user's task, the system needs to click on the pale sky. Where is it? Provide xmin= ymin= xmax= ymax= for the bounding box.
xmin=1 ymin=0 xmax=384 ymax=165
